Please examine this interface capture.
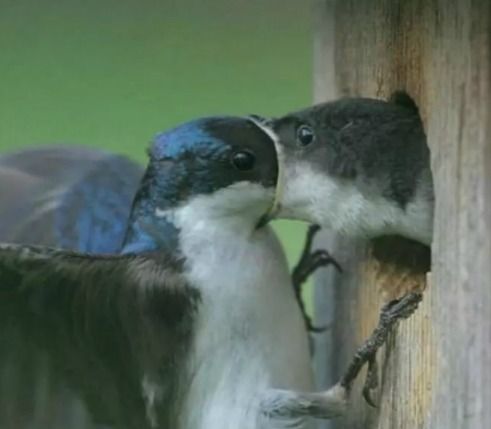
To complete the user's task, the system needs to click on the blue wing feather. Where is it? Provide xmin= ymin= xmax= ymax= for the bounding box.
xmin=0 ymin=145 xmax=143 ymax=252
xmin=54 ymin=153 xmax=143 ymax=252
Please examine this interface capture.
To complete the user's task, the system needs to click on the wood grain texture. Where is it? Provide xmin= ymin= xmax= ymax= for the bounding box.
xmin=313 ymin=1 xmax=491 ymax=428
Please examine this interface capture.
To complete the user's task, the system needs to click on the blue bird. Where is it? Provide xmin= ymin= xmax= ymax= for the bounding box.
xmin=0 ymin=145 xmax=143 ymax=252
xmin=0 ymin=143 xmax=334 ymax=332
xmin=0 ymin=116 xmax=319 ymax=429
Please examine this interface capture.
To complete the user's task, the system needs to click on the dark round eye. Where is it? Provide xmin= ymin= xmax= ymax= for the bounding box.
xmin=232 ymin=151 xmax=256 ymax=171
xmin=296 ymin=125 xmax=315 ymax=146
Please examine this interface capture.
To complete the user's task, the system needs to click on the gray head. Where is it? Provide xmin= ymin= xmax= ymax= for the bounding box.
xmin=256 ymin=94 xmax=434 ymax=244
xmin=123 ymin=116 xmax=278 ymax=253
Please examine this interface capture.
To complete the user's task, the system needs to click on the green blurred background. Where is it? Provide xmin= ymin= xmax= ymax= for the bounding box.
xmin=0 ymin=0 xmax=314 ymax=309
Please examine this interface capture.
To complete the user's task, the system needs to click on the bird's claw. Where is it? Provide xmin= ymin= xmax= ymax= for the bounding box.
xmin=307 ymin=249 xmax=343 ymax=274
xmin=292 ymin=225 xmax=342 ymax=333
xmin=339 ymin=292 xmax=423 ymax=406
xmin=362 ymin=355 xmax=379 ymax=408
xmin=381 ymin=292 xmax=423 ymax=323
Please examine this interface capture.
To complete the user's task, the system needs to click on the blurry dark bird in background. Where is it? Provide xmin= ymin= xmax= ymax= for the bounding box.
xmin=0 ymin=146 xmax=142 ymax=252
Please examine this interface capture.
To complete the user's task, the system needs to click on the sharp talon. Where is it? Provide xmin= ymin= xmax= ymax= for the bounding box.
xmin=311 ymin=249 xmax=343 ymax=273
xmin=362 ymin=355 xmax=379 ymax=408
xmin=319 ymin=250 xmax=343 ymax=273
xmin=362 ymin=385 xmax=378 ymax=408
xmin=332 ymin=260 xmax=343 ymax=273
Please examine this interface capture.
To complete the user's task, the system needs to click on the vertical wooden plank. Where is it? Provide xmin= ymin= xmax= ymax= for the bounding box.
xmin=426 ymin=1 xmax=491 ymax=427
xmin=313 ymin=1 xmax=491 ymax=428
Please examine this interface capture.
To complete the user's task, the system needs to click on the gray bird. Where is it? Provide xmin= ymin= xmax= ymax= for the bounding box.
xmin=256 ymin=92 xmax=434 ymax=245
xmin=0 ymin=116 xmax=315 ymax=429
xmin=247 ymin=93 xmax=430 ymax=409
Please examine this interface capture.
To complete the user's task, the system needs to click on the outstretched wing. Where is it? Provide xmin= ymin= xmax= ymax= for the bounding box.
xmin=0 ymin=244 xmax=199 ymax=429
xmin=0 ymin=145 xmax=143 ymax=252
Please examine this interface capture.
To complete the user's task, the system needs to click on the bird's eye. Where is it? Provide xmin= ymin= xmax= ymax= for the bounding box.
xmin=232 ymin=151 xmax=256 ymax=171
xmin=296 ymin=125 xmax=315 ymax=146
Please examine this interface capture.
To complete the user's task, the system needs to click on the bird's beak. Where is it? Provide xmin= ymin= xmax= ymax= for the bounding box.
xmin=247 ymin=115 xmax=285 ymax=228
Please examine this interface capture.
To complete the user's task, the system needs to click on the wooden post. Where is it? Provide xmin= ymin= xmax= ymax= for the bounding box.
xmin=312 ymin=1 xmax=491 ymax=428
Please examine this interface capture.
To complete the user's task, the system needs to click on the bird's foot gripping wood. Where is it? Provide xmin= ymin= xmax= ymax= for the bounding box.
xmin=339 ymin=292 xmax=423 ymax=406
xmin=292 ymin=224 xmax=342 ymax=332
xmin=260 ymin=383 xmax=349 ymax=424
xmin=261 ymin=292 xmax=422 ymax=423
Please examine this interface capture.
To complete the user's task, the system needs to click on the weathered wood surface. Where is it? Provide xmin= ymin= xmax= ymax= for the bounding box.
xmin=312 ymin=1 xmax=491 ymax=428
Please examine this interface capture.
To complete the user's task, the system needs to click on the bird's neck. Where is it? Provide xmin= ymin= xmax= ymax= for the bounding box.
xmin=121 ymin=164 xmax=181 ymax=254
xmin=122 ymin=212 xmax=179 ymax=254
xmin=122 ymin=167 xmax=261 ymax=255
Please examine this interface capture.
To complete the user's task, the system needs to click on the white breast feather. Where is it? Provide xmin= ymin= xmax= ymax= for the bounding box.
xmin=157 ymin=183 xmax=314 ymax=429
xmin=280 ymin=162 xmax=433 ymax=245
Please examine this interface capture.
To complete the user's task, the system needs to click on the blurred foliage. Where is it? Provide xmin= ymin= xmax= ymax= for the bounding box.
xmin=0 ymin=0 xmax=314 ymax=312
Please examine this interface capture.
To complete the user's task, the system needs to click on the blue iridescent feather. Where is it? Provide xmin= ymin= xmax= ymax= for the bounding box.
xmin=0 ymin=145 xmax=143 ymax=252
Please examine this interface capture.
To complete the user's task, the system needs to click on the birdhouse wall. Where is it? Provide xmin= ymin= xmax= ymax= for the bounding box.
xmin=312 ymin=1 xmax=491 ymax=428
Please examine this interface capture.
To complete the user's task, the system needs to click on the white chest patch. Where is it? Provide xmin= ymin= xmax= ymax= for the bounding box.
xmin=279 ymin=162 xmax=433 ymax=244
xmin=164 ymin=185 xmax=314 ymax=429
xmin=182 ymin=228 xmax=313 ymax=429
